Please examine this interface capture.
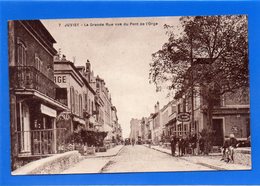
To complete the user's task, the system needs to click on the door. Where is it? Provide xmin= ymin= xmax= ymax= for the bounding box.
xmin=212 ymin=118 xmax=224 ymax=146
xmin=20 ymin=103 xmax=31 ymax=153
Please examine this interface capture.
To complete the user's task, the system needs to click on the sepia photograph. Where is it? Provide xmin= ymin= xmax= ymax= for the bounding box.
xmin=8 ymin=15 xmax=251 ymax=175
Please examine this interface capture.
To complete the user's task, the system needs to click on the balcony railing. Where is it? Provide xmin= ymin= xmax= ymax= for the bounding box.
xmin=9 ymin=66 xmax=59 ymax=99
xmin=16 ymin=128 xmax=66 ymax=156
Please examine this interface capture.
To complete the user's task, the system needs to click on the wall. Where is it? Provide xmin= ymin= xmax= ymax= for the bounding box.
xmin=223 ymin=114 xmax=249 ymax=139
xmin=13 ymin=21 xmax=55 ymax=80
xmin=54 ymin=62 xmax=84 ymax=118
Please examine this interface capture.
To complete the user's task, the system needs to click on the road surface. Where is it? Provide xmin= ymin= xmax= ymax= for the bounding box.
xmin=100 ymin=145 xmax=213 ymax=173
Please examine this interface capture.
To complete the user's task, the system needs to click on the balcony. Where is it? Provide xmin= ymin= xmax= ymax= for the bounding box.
xmin=16 ymin=128 xmax=66 ymax=156
xmin=9 ymin=66 xmax=58 ymax=99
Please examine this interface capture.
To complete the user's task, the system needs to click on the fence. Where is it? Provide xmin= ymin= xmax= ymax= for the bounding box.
xmin=16 ymin=128 xmax=66 ymax=156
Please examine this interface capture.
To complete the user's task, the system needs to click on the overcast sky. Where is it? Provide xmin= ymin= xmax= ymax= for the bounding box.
xmin=42 ymin=17 xmax=181 ymax=138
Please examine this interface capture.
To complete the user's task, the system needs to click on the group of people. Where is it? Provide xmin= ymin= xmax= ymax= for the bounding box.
xmin=170 ymin=133 xmax=240 ymax=163
xmin=221 ymin=133 xmax=238 ymax=163
xmin=170 ymin=134 xmax=203 ymax=157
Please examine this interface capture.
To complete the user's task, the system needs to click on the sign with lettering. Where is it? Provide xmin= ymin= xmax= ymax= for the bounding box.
xmin=177 ymin=112 xmax=190 ymax=122
xmin=54 ymin=75 xmax=66 ymax=83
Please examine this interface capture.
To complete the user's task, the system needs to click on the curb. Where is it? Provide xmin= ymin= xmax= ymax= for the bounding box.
xmin=143 ymin=145 xmax=226 ymax=170
xmin=84 ymin=145 xmax=125 ymax=159
xmin=99 ymin=146 xmax=125 ymax=173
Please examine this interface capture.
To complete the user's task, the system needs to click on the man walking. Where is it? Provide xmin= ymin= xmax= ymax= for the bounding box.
xmin=178 ymin=136 xmax=184 ymax=156
xmin=131 ymin=138 xmax=135 ymax=146
xmin=170 ymin=135 xmax=178 ymax=156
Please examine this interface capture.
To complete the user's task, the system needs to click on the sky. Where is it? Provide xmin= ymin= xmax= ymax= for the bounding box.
xmin=42 ymin=17 xmax=181 ymax=138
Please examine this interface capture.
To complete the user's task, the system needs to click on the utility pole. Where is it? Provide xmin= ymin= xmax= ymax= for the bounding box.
xmin=190 ymin=24 xmax=195 ymax=136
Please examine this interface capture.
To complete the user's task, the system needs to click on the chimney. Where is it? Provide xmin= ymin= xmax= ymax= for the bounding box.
xmin=53 ymin=54 xmax=60 ymax=62
xmin=86 ymin=60 xmax=91 ymax=73
xmin=61 ymin=54 xmax=66 ymax=61
xmin=155 ymin=101 xmax=160 ymax=113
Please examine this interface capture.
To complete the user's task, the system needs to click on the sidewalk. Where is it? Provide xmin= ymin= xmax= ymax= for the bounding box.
xmin=61 ymin=145 xmax=124 ymax=174
xmin=85 ymin=145 xmax=124 ymax=158
xmin=144 ymin=144 xmax=251 ymax=171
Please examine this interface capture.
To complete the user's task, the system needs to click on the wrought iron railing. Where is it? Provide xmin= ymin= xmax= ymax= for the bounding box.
xmin=16 ymin=128 xmax=66 ymax=155
xmin=9 ymin=66 xmax=59 ymax=99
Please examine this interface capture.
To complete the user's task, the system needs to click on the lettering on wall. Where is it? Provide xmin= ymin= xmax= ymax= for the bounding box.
xmin=54 ymin=75 xmax=66 ymax=83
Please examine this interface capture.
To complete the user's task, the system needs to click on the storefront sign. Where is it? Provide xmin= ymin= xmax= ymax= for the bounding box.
xmin=54 ymin=75 xmax=66 ymax=83
xmin=40 ymin=104 xmax=57 ymax=117
xmin=177 ymin=112 xmax=190 ymax=122
xmin=57 ymin=111 xmax=71 ymax=121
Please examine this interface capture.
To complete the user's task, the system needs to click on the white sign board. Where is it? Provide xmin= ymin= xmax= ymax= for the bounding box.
xmin=40 ymin=104 xmax=57 ymax=118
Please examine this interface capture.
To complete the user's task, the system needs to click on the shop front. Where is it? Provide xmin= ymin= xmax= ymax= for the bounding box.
xmin=15 ymin=99 xmax=67 ymax=157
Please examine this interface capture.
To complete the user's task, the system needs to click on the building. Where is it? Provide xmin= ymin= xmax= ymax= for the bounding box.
xmin=95 ymin=75 xmax=114 ymax=142
xmin=161 ymin=101 xmax=177 ymax=140
xmin=152 ymin=102 xmax=161 ymax=144
xmin=76 ymin=62 xmax=97 ymax=131
xmin=54 ymin=56 xmax=95 ymax=134
xmin=129 ymin=118 xmax=141 ymax=142
xmin=183 ymin=86 xmax=250 ymax=146
xmin=8 ymin=20 xmax=68 ymax=170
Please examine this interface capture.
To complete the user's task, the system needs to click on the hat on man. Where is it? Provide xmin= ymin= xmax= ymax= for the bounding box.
xmin=230 ymin=133 xmax=235 ymax=138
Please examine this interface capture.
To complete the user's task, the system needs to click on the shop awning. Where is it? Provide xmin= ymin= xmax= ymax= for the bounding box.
xmin=73 ymin=116 xmax=85 ymax=125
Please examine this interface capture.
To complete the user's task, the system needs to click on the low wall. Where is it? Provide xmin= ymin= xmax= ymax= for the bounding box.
xmin=12 ymin=151 xmax=82 ymax=175
xmin=234 ymin=148 xmax=251 ymax=167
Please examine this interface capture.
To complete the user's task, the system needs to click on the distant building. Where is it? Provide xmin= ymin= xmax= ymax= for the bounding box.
xmin=129 ymin=118 xmax=141 ymax=142
xmin=152 ymin=102 xmax=161 ymax=144
xmin=95 ymin=75 xmax=114 ymax=142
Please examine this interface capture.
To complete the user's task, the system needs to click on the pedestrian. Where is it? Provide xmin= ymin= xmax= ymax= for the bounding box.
xmin=199 ymin=135 xmax=205 ymax=155
xmin=228 ymin=133 xmax=238 ymax=162
xmin=183 ymin=136 xmax=189 ymax=155
xmin=190 ymin=134 xmax=197 ymax=155
xmin=132 ymin=138 xmax=135 ymax=146
xmin=170 ymin=135 xmax=178 ymax=156
xmin=221 ymin=137 xmax=230 ymax=161
xmin=178 ymin=136 xmax=184 ymax=156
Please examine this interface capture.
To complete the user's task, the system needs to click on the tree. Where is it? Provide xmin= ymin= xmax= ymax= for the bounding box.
xmin=150 ymin=15 xmax=249 ymax=133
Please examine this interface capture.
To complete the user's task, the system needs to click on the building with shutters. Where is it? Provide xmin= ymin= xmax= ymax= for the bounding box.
xmin=54 ymin=55 xmax=96 ymax=134
xmin=8 ymin=20 xmax=68 ymax=170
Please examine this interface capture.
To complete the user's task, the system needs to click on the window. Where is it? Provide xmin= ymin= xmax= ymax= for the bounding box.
xmin=70 ymin=87 xmax=75 ymax=113
xmin=17 ymin=38 xmax=27 ymax=66
xmin=91 ymin=101 xmax=94 ymax=114
xmin=75 ymin=91 xmax=79 ymax=115
xmin=183 ymin=99 xmax=186 ymax=112
xmin=177 ymin=104 xmax=181 ymax=113
xmin=88 ymin=99 xmax=91 ymax=113
xmin=79 ymin=94 xmax=82 ymax=117
xmin=35 ymin=54 xmax=41 ymax=70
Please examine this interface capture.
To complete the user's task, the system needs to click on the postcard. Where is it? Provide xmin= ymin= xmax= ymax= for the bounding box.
xmin=8 ymin=15 xmax=251 ymax=175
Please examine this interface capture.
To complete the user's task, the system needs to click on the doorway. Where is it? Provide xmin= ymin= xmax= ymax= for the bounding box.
xmin=19 ymin=102 xmax=31 ymax=153
xmin=212 ymin=118 xmax=224 ymax=146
